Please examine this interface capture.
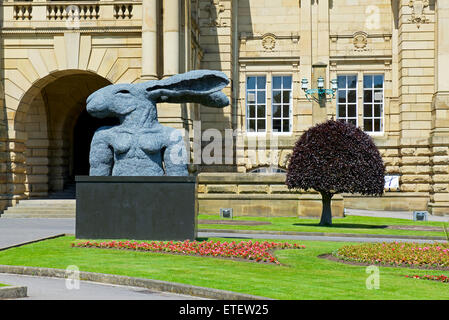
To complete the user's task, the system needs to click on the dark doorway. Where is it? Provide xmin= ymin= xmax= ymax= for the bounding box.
xmin=72 ymin=108 xmax=119 ymax=178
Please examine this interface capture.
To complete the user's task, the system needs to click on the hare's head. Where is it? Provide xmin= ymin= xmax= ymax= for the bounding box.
xmin=86 ymin=70 xmax=230 ymax=121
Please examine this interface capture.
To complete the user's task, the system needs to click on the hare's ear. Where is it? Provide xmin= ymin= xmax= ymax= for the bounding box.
xmin=142 ymin=70 xmax=230 ymax=108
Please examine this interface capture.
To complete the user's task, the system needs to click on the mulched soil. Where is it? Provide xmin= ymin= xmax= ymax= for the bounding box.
xmin=318 ymin=253 xmax=449 ymax=271
xmin=198 ymin=219 xmax=272 ymax=226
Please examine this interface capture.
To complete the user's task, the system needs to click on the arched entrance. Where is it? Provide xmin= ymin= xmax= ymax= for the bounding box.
xmin=72 ymin=109 xmax=119 ymax=178
xmin=16 ymin=71 xmax=115 ymax=198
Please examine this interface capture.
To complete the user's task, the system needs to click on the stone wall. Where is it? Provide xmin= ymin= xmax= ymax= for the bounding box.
xmin=197 ymin=173 xmax=344 ymax=217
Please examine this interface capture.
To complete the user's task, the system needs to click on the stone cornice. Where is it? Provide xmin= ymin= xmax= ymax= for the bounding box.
xmin=0 ymin=26 xmax=142 ymax=34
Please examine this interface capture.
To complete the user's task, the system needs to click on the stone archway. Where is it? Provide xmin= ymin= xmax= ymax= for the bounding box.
xmin=72 ymin=108 xmax=119 ymax=178
xmin=15 ymin=70 xmax=113 ymax=198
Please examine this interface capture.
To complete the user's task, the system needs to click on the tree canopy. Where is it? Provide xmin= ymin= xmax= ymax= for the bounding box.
xmin=286 ymin=119 xmax=385 ymax=197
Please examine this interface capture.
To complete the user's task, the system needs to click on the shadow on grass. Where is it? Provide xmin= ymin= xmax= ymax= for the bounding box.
xmin=293 ymin=223 xmax=388 ymax=230
xmin=195 ymin=237 xmax=210 ymax=242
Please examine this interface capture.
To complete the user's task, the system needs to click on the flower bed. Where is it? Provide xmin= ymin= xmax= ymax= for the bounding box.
xmin=72 ymin=240 xmax=305 ymax=265
xmin=334 ymin=242 xmax=449 ymax=269
xmin=405 ymin=274 xmax=449 ymax=283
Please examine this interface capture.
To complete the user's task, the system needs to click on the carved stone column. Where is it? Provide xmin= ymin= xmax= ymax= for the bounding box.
xmin=141 ymin=0 xmax=158 ymax=80
xmin=158 ymin=0 xmax=183 ymax=129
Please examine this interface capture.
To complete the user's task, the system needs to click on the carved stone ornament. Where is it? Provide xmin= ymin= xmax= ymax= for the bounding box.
xmin=353 ymin=32 xmax=368 ymax=52
xmin=408 ymin=0 xmax=430 ymax=28
xmin=262 ymin=34 xmax=276 ymax=51
xmin=205 ymin=0 xmax=226 ymax=27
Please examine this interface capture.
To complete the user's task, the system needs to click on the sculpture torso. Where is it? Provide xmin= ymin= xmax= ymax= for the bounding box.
xmin=107 ymin=125 xmax=167 ymax=176
xmin=90 ymin=122 xmax=186 ymax=176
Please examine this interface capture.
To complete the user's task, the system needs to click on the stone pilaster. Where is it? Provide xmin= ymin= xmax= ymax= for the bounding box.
xmin=429 ymin=0 xmax=449 ymax=215
xmin=398 ymin=0 xmax=435 ymax=197
xmin=298 ymin=0 xmax=313 ymax=131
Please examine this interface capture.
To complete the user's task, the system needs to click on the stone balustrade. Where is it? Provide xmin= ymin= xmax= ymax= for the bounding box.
xmin=3 ymin=1 xmax=141 ymax=29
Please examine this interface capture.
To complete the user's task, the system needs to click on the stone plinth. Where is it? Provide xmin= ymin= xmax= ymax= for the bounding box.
xmin=75 ymin=176 xmax=197 ymax=241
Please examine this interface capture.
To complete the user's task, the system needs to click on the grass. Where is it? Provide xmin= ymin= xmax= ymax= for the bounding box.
xmin=0 ymin=283 xmax=8 ymax=287
xmin=198 ymin=214 xmax=449 ymax=238
xmin=0 ymin=235 xmax=449 ymax=299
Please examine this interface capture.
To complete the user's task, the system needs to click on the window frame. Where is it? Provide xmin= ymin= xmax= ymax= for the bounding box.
xmin=271 ymin=74 xmax=293 ymax=135
xmin=245 ymin=75 xmax=268 ymax=134
xmin=336 ymin=74 xmax=358 ymax=127
xmin=362 ymin=74 xmax=385 ymax=134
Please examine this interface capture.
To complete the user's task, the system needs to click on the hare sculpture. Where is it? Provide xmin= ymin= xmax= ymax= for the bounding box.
xmin=86 ymin=70 xmax=230 ymax=176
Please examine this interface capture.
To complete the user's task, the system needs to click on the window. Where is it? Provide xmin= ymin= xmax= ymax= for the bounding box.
xmin=246 ymin=76 xmax=267 ymax=133
xmin=336 ymin=75 xmax=357 ymax=126
xmin=250 ymin=166 xmax=287 ymax=174
xmin=245 ymin=75 xmax=292 ymax=134
xmin=272 ymin=76 xmax=292 ymax=133
xmin=363 ymin=75 xmax=384 ymax=133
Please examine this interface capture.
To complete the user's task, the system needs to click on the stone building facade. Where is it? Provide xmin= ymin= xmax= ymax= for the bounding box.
xmin=0 ymin=0 xmax=448 ymax=217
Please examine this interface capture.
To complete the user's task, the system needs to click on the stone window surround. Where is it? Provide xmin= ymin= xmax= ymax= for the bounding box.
xmin=336 ymin=73 xmax=385 ymax=134
xmin=330 ymin=62 xmax=392 ymax=138
xmin=241 ymin=68 xmax=296 ymax=137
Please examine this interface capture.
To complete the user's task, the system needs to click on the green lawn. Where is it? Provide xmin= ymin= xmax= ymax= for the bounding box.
xmin=0 ymin=236 xmax=448 ymax=299
xmin=0 ymin=283 xmax=8 ymax=287
xmin=198 ymin=214 xmax=449 ymax=238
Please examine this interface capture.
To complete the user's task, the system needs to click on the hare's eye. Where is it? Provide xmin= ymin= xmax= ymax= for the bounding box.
xmin=116 ymin=89 xmax=130 ymax=94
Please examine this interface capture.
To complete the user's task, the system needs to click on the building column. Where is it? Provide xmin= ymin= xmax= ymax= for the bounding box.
xmin=429 ymin=0 xmax=449 ymax=215
xmin=156 ymin=0 xmax=183 ymax=128
xmin=163 ymin=0 xmax=180 ymax=78
xmin=141 ymin=0 xmax=158 ymax=80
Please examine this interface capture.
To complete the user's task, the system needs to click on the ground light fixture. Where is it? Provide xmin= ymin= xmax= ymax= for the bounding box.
xmin=301 ymin=77 xmax=338 ymax=104
xmin=413 ymin=211 xmax=429 ymax=221
xmin=220 ymin=208 xmax=233 ymax=219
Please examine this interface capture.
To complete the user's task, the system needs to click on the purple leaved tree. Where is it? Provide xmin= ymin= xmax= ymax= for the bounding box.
xmin=286 ymin=120 xmax=385 ymax=226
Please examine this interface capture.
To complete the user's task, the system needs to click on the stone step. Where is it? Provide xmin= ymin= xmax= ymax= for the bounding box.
xmin=1 ymin=198 xmax=76 ymax=218
xmin=3 ymin=208 xmax=76 ymax=213
xmin=13 ymin=200 xmax=76 ymax=207
xmin=0 ymin=213 xmax=75 ymax=218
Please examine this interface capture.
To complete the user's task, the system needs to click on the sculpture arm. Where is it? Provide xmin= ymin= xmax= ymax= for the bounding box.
xmin=163 ymin=129 xmax=188 ymax=176
xmin=89 ymin=129 xmax=114 ymax=176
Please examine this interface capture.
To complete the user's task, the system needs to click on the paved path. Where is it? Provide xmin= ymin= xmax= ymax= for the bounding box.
xmin=345 ymin=209 xmax=449 ymax=222
xmin=0 ymin=273 xmax=202 ymax=300
xmin=0 ymin=218 xmax=74 ymax=250
xmin=203 ymin=231 xmax=447 ymax=243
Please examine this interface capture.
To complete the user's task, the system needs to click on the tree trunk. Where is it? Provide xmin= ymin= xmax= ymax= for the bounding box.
xmin=319 ymin=192 xmax=333 ymax=226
